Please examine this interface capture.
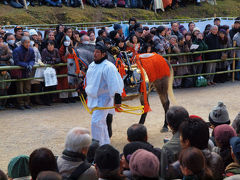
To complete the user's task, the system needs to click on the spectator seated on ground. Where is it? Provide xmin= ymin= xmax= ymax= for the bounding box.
xmin=127 ymin=123 xmax=148 ymax=143
xmin=224 ymin=137 xmax=240 ymax=178
xmin=8 ymin=155 xmax=30 ymax=180
xmin=94 ymin=144 xmax=125 ymax=180
xmin=209 ymin=102 xmax=231 ymax=145
xmin=212 ymin=124 xmax=237 ymax=169
xmin=57 ymin=127 xmax=97 ymax=180
xmin=129 ymin=149 xmax=160 ymax=180
xmin=232 ymin=113 xmax=240 ymax=136
xmin=172 ymin=115 xmax=224 ymax=180
xmin=122 ymin=141 xmax=161 ymax=180
xmin=160 ymin=106 xmax=189 ymax=179
xmin=29 ymin=148 xmax=58 ymax=180
xmin=36 ymin=171 xmax=62 ymax=180
xmin=179 ymin=147 xmax=213 ymax=180
xmin=0 ymin=169 xmax=7 ymax=180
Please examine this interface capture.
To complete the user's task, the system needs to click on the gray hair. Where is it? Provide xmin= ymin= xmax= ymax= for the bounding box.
xmin=211 ymin=25 xmax=218 ymax=30
xmin=81 ymin=35 xmax=89 ymax=42
xmin=21 ymin=36 xmax=30 ymax=44
xmin=65 ymin=127 xmax=91 ymax=153
xmin=170 ymin=35 xmax=178 ymax=41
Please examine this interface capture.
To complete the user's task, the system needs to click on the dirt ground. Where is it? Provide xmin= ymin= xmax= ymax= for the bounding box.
xmin=0 ymin=81 xmax=240 ymax=172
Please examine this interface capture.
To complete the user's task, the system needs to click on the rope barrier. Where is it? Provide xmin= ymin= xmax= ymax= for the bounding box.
xmin=79 ymin=94 xmax=144 ymax=115
xmin=0 ymin=46 xmax=240 ymax=99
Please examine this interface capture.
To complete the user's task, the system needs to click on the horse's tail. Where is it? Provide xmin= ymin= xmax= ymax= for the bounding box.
xmin=168 ymin=64 xmax=177 ymax=105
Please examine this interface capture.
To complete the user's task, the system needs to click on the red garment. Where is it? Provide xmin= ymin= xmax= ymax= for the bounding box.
xmin=162 ymin=0 xmax=172 ymax=8
xmin=137 ymin=53 xmax=170 ymax=83
xmin=57 ymin=45 xmax=69 ymax=90
xmin=126 ymin=43 xmax=140 ymax=60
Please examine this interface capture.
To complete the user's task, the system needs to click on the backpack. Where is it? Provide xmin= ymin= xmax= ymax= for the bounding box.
xmin=63 ymin=162 xmax=91 ymax=180
xmin=182 ymin=77 xmax=194 ymax=88
xmin=196 ymin=76 xmax=207 ymax=87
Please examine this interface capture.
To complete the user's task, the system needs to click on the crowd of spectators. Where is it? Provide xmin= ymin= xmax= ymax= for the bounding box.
xmin=1 ymin=103 xmax=240 ymax=180
xmin=1 ymin=0 xmax=204 ymax=8
xmin=0 ymin=17 xmax=240 ymax=110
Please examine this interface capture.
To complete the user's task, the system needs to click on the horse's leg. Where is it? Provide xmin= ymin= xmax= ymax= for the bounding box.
xmin=106 ymin=113 xmax=113 ymax=138
xmin=139 ymin=93 xmax=148 ymax=124
xmin=153 ymin=77 xmax=170 ymax=132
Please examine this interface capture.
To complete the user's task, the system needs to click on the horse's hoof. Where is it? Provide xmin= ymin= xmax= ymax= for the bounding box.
xmin=160 ymin=127 xmax=169 ymax=133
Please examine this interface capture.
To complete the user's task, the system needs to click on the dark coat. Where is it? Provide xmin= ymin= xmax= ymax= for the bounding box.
xmin=13 ymin=45 xmax=35 ymax=78
xmin=205 ymin=33 xmax=221 ymax=60
xmin=41 ymin=48 xmax=61 ymax=65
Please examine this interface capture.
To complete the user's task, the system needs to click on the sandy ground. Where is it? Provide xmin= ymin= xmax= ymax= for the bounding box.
xmin=0 ymin=81 xmax=240 ymax=172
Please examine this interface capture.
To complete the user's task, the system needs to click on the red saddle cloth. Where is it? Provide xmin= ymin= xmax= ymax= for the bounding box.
xmin=137 ymin=53 xmax=170 ymax=83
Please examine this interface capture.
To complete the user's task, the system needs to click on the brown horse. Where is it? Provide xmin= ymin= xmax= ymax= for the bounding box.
xmin=122 ymin=53 xmax=175 ymax=132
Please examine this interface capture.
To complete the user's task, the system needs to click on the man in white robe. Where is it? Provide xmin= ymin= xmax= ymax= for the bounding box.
xmin=85 ymin=42 xmax=124 ymax=145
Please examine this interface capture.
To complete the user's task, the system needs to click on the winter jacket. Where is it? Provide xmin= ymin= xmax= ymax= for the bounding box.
xmin=205 ymin=33 xmax=221 ymax=60
xmin=13 ymin=45 xmax=35 ymax=78
xmin=233 ymin=32 xmax=240 ymax=58
xmin=153 ymin=35 xmax=169 ymax=55
xmin=171 ymin=30 xmax=183 ymax=40
xmin=0 ymin=72 xmax=11 ymax=90
xmin=166 ymin=148 xmax=224 ymax=180
xmin=192 ymin=39 xmax=208 ymax=61
xmin=57 ymin=150 xmax=97 ymax=180
xmin=161 ymin=131 xmax=181 ymax=179
xmin=224 ymin=162 xmax=240 ymax=178
xmin=41 ymin=48 xmax=61 ymax=65
xmin=0 ymin=44 xmax=11 ymax=65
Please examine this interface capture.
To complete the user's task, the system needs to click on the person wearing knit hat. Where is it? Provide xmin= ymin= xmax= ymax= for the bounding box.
xmin=213 ymin=124 xmax=237 ymax=168
xmin=209 ymin=102 xmax=230 ymax=127
xmin=8 ymin=155 xmax=30 ymax=180
xmin=129 ymin=149 xmax=159 ymax=179
xmin=94 ymin=144 xmax=124 ymax=179
xmin=224 ymin=137 xmax=240 ymax=178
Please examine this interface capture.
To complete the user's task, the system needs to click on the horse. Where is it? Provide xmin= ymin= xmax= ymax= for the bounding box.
xmin=75 ymin=44 xmax=175 ymax=132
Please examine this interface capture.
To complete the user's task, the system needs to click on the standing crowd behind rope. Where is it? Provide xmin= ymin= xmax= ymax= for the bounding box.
xmin=0 ymin=17 xmax=240 ymax=110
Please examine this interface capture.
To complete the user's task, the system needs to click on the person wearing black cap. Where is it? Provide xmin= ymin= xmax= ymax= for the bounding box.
xmin=94 ymin=144 xmax=124 ymax=180
xmin=85 ymin=42 xmax=123 ymax=145
xmin=153 ymin=26 xmax=169 ymax=55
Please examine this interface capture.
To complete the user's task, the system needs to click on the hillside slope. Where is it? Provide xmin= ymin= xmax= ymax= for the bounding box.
xmin=0 ymin=0 xmax=239 ymax=25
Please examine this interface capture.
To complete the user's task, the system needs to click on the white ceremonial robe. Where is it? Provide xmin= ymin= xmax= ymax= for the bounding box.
xmin=85 ymin=59 xmax=123 ymax=145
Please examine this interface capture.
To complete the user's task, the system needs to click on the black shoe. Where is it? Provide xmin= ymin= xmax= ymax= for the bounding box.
xmin=44 ymin=103 xmax=51 ymax=106
xmin=196 ymin=2 xmax=201 ymax=6
xmin=18 ymin=106 xmax=25 ymax=110
xmin=24 ymin=105 xmax=31 ymax=109
xmin=69 ymin=97 xmax=76 ymax=103
xmin=0 ymin=106 xmax=5 ymax=110
xmin=62 ymin=98 xmax=69 ymax=103
xmin=3 ymin=1 xmax=8 ymax=5
xmin=160 ymin=127 xmax=169 ymax=133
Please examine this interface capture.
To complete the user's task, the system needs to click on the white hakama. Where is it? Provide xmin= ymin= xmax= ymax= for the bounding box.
xmin=85 ymin=60 xmax=123 ymax=145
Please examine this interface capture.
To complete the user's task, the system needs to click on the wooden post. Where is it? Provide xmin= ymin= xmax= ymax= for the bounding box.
xmin=23 ymin=0 xmax=28 ymax=9
xmin=167 ymin=47 xmax=171 ymax=63
xmin=232 ymin=41 xmax=237 ymax=82
xmin=154 ymin=0 xmax=157 ymax=13
xmin=80 ymin=0 xmax=84 ymax=9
